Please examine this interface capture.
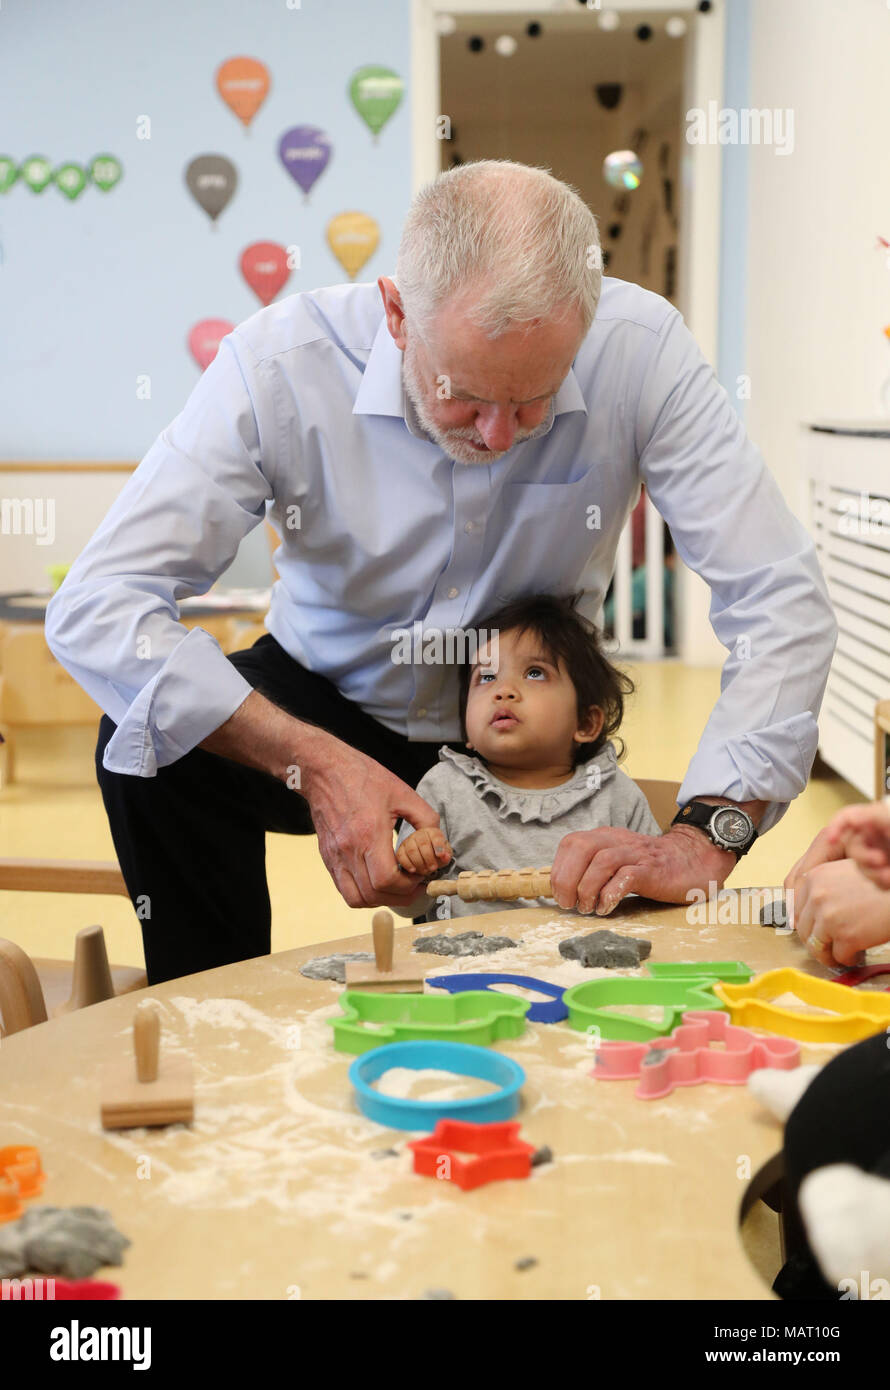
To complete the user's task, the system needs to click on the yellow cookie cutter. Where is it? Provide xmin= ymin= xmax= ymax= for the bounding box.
xmin=712 ymin=968 xmax=890 ymax=1043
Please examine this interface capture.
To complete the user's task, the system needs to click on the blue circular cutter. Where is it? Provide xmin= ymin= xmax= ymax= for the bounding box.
xmin=349 ymin=1040 xmax=526 ymax=1131
xmin=428 ymin=972 xmax=569 ymax=1024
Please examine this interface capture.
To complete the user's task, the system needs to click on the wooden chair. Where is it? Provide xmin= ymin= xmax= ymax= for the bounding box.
xmin=0 ymin=857 xmax=146 ymax=1033
xmin=633 ymin=778 xmax=681 ymax=832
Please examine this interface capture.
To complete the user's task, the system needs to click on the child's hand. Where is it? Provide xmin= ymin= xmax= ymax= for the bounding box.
xmin=825 ymin=802 xmax=890 ymax=889
xmin=397 ymin=828 xmax=453 ymax=879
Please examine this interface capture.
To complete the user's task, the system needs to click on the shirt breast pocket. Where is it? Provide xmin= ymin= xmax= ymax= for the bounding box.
xmin=497 ymin=465 xmax=599 ymax=592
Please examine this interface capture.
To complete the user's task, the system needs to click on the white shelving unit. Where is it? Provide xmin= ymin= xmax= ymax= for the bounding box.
xmin=803 ymin=421 xmax=890 ymax=798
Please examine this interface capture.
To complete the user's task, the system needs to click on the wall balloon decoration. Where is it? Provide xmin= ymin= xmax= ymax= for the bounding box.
xmin=20 ymin=156 xmax=52 ymax=192
xmin=216 ymin=57 xmax=270 ymax=130
xmin=240 ymin=242 xmax=291 ymax=305
xmin=188 ymin=319 xmax=235 ymax=371
xmin=90 ymin=155 xmax=123 ymax=191
xmin=348 ymin=66 xmax=404 ymax=139
xmin=185 ymin=155 xmax=238 ymax=223
xmin=277 ymin=126 xmax=332 ymax=201
xmin=54 ymin=163 xmax=87 ymax=200
xmin=326 ymin=211 xmax=380 ymax=280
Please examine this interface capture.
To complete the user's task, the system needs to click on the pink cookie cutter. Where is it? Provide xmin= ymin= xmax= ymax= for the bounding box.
xmin=592 ymin=1009 xmax=800 ymax=1100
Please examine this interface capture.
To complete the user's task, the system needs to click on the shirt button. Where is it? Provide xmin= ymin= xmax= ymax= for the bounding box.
xmin=447 ymin=587 xmax=459 ymax=599
xmin=416 ymin=706 xmax=428 ymax=718
xmin=464 ymin=521 xmax=475 ymax=533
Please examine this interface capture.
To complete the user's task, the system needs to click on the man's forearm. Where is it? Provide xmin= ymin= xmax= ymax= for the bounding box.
xmin=199 ymin=689 xmax=330 ymax=783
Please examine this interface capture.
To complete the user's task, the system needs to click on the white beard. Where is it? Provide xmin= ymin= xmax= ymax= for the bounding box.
xmin=401 ymin=342 xmax=535 ymax=466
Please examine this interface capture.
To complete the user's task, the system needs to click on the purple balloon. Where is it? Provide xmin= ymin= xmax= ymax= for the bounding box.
xmin=278 ymin=126 xmax=332 ymax=197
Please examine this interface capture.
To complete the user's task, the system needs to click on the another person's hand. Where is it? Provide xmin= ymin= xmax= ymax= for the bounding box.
xmin=301 ymin=735 xmax=442 ymax=909
xmin=823 ymin=802 xmax=890 ymax=890
xmin=396 ymin=827 xmax=453 ymax=879
xmin=550 ymin=824 xmax=735 ymax=915
xmin=790 ymin=857 xmax=890 ymax=966
xmin=783 ymin=823 xmax=848 ymax=905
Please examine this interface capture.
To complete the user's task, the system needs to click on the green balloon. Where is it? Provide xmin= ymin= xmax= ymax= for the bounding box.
xmin=21 ymin=155 xmax=52 ymax=193
xmin=0 ymin=157 xmax=18 ymax=194
xmin=349 ymin=65 xmax=404 ymax=137
xmin=54 ymin=162 xmax=87 ymax=200
xmin=90 ymin=154 xmax=123 ymax=192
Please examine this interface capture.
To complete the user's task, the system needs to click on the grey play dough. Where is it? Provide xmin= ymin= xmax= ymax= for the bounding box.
xmin=413 ymin=930 xmax=518 ymax=957
xmin=758 ymin=898 xmax=788 ymax=928
xmin=299 ymin=952 xmax=374 ymax=982
xmin=558 ymin=929 xmax=652 ymax=969
xmin=0 ymin=1206 xmax=130 ymax=1280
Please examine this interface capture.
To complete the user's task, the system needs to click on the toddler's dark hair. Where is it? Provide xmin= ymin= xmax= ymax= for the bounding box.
xmin=457 ymin=592 xmax=634 ymax=766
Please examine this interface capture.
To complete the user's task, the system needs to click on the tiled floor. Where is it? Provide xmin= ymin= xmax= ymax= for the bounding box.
xmin=0 ymin=657 xmax=865 ymax=968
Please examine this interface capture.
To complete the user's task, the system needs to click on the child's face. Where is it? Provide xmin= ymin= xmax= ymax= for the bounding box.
xmin=464 ymin=627 xmax=604 ymax=768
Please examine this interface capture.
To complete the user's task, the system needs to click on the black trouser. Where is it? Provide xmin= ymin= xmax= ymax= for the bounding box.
xmin=95 ymin=634 xmax=451 ymax=984
xmin=775 ymin=1030 xmax=890 ymax=1299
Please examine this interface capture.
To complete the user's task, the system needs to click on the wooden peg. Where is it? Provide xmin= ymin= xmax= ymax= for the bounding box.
xmin=55 ymin=925 xmax=115 ymax=1016
xmin=100 ymin=1000 xmax=193 ymax=1129
xmin=344 ymin=909 xmax=425 ymax=992
xmin=427 ymin=866 xmax=553 ymax=903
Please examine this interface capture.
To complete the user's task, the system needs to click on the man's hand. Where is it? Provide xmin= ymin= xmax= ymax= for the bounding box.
xmin=300 ymin=736 xmax=442 ymax=909
xmin=550 ymin=824 xmax=736 ymax=915
xmin=790 ymin=857 xmax=890 ymax=967
xmin=396 ymin=827 xmax=453 ymax=879
xmin=200 ymin=689 xmax=441 ymax=909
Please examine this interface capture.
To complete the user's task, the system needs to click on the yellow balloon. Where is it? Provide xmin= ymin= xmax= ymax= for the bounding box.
xmin=326 ymin=211 xmax=380 ymax=280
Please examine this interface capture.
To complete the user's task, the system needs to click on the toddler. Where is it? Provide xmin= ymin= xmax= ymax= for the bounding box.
xmin=394 ymin=593 xmax=661 ymax=920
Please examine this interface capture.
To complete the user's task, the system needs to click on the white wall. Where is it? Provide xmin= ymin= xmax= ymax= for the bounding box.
xmin=745 ymin=0 xmax=890 ymax=506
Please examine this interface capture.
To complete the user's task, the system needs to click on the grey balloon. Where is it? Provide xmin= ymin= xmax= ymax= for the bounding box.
xmin=185 ymin=154 xmax=238 ymax=221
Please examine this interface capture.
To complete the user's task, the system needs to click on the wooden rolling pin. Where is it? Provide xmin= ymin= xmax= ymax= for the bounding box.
xmin=426 ymin=866 xmax=553 ymax=902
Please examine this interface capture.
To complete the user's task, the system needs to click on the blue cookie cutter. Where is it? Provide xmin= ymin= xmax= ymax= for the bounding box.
xmin=428 ymin=972 xmax=568 ymax=1024
xmin=349 ymin=1040 xmax=526 ymax=1131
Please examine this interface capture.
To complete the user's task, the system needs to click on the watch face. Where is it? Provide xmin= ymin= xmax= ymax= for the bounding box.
xmin=712 ymin=807 xmax=750 ymax=845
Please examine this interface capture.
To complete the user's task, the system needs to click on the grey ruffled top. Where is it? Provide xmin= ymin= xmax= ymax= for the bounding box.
xmin=395 ymin=741 xmax=662 ymax=921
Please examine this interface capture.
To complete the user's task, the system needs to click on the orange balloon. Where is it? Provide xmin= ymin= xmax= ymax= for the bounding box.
xmin=216 ymin=57 xmax=270 ymax=129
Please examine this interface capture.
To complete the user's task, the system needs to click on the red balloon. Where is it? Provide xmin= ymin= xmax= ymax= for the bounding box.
xmin=240 ymin=241 xmax=290 ymax=306
xmin=188 ymin=319 xmax=234 ymax=371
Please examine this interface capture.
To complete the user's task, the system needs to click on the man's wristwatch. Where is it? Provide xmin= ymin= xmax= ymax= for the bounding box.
xmin=671 ymin=801 xmax=758 ymax=858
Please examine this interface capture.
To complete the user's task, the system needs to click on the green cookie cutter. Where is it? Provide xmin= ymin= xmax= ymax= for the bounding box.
xmin=563 ymin=976 xmax=726 ymax=1041
xmin=644 ymin=960 xmax=754 ymax=985
xmin=329 ymin=989 xmax=530 ymax=1055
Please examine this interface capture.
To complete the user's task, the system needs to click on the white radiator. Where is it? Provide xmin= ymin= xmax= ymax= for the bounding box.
xmin=803 ymin=422 xmax=890 ymax=797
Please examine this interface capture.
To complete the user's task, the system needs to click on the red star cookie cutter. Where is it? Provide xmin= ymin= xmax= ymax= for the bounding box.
xmin=592 ymin=1009 xmax=800 ymax=1100
xmin=407 ymin=1119 xmax=536 ymax=1191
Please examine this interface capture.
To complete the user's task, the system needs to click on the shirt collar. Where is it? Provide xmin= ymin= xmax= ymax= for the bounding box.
xmin=352 ymin=315 xmax=588 ymax=441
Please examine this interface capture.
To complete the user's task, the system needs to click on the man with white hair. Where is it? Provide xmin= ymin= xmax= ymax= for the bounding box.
xmin=46 ymin=160 xmax=836 ymax=983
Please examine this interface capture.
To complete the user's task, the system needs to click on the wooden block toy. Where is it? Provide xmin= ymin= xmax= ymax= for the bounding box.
xmin=100 ymin=1000 xmax=193 ymax=1129
xmin=427 ymin=866 xmax=553 ymax=903
xmin=344 ymin=910 xmax=426 ymax=992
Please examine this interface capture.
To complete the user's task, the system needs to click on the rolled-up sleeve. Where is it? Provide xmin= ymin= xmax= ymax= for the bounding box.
xmin=45 ymin=332 xmax=274 ymax=776
xmin=635 ymin=308 xmax=837 ymax=832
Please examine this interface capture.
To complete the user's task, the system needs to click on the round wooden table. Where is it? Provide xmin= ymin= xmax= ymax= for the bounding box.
xmin=0 ymin=895 xmax=851 ymax=1300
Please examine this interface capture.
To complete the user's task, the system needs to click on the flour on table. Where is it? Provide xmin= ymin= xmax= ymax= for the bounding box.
xmin=372 ymin=1067 xmax=499 ymax=1101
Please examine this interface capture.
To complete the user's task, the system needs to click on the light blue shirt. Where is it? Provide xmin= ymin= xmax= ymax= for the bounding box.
xmin=45 ymin=278 xmax=837 ymax=832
